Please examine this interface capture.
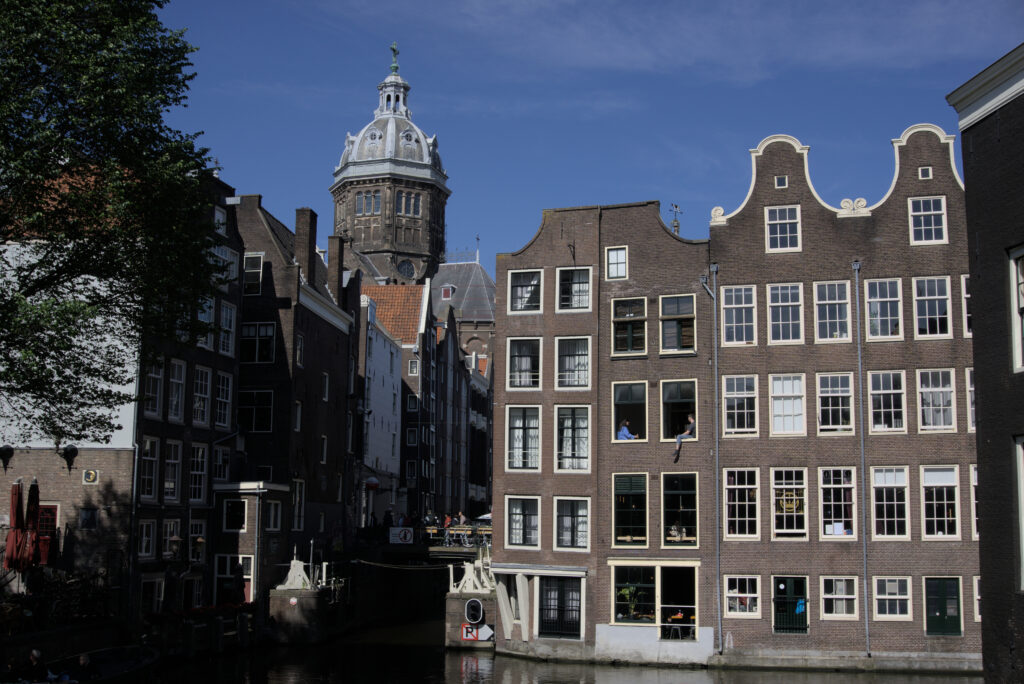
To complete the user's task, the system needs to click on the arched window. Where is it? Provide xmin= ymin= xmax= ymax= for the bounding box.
xmin=372 ymin=190 xmax=381 ymax=215
xmin=396 ymin=191 xmax=404 ymax=214
xmin=355 ymin=192 xmax=364 ymax=216
xmin=413 ymin=194 xmax=421 ymax=217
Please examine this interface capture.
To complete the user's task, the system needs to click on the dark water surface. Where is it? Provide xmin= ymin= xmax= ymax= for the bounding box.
xmin=151 ymin=624 xmax=982 ymax=684
xmin=153 ymin=647 xmax=984 ymax=684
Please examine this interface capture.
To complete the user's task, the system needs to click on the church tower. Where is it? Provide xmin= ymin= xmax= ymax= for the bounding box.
xmin=330 ymin=44 xmax=450 ymax=284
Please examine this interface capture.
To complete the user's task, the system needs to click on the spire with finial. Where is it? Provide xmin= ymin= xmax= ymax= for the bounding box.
xmin=376 ymin=42 xmax=411 ymax=117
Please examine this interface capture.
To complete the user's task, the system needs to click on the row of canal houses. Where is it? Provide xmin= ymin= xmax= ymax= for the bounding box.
xmin=0 ymin=174 xmax=493 ymax=618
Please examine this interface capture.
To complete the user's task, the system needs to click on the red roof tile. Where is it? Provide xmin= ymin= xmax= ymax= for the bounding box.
xmin=363 ymin=284 xmax=425 ymax=345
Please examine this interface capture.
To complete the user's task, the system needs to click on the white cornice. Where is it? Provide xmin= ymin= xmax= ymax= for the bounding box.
xmin=947 ymin=42 xmax=1024 ymax=131
xmin=298 ymin=283 xmax=353 ymax=334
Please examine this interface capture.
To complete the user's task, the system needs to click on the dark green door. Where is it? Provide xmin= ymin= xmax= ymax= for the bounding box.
xmin=925 ymin=577 xmax=961 ymax=635
xmin=773 ymin=577 xmax=808 ymax=633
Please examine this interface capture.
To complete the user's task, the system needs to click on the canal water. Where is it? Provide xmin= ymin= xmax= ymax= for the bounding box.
xmin=153 ymin=621 xmax=982 ymax=684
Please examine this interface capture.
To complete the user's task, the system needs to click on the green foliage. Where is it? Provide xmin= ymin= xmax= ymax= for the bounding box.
xmin=0 ymin=0 xmax=218 ymax=444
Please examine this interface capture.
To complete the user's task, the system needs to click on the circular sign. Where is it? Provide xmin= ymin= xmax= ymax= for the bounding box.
xmin=465 ymin=598 xmax=483 ymax=624
xmin=398 ymin=528 xmax=413 ymax=543
xmin=289 ymin=597 xmax=298 ymax=606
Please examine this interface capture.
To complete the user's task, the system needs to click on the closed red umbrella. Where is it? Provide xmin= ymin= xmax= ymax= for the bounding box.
xmin=3 ymin=479 xmax=24 ymax=571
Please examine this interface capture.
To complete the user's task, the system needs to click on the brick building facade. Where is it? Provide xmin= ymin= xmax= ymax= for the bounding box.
xmin=491 ymin=124 xmax=980 ymax=671
xmin=948 ymin=42 xmax=1024 ymax=681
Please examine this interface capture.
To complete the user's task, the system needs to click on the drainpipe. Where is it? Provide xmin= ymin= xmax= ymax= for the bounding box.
xmin=852 ymin=260 xmax=871 ymax=657
xmin=700 ymin=264 xmax=721 ymax=653
xmin=127 ymin=350 xmax=144 ymax=621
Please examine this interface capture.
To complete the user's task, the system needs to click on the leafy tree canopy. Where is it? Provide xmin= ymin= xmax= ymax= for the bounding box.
xmin=0 ymin=0 xmax=218 ymax=445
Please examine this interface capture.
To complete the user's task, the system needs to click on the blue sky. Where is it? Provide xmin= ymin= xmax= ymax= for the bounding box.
xmin=160 ymin=1 xmax=1023 ymax=276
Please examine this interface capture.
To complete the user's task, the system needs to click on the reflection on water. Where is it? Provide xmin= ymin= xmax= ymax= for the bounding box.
xmin=154 ymin=643 xmax=981 ymax=684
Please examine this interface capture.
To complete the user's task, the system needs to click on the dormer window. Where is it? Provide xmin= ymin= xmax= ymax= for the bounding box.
xmin=441 ymin=285 xmax=455 ymax=301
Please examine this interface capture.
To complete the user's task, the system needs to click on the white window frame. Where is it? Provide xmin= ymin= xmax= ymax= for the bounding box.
xmin=144 ymin=363 xmax=163 ymax=418
xmin=214 ymin=372 xmax=232 ymax=429
xmin=912 ymin=276 xmax=953 ymax=340
xmin=659 ymin=293 xmax=697 ymax=355
xmin=408 ymin=358 xmax=419 ymax=376
xmin=507 ymin=269 xmax=544 ymax=314
xmin=770 ymin=467 xmax=807 ymax=540
xmin=764 ymin=205 xmax=801 ymax=253
xmin=554 ymin=404 xmax=590 ymax=473
xmin=659 ymin=378 xmax=698 ymax=443
xmin=868 ymin=370 xmax=907 ymax=434
xmin=769 ymin=373 xmax=805 ymax=436
xmin=818 ymin=467 xmax=856 ymax=540
xmin=552 ymin=496 xmax=590 ymax=552
xmin=908 ymin=195 xmax=948 ymax=245
xmin=873 ymin=576 xmax=913 ymax=621
xmin=820 ymin=576 xmax=859 ymax=620
xmin=775 ymin=175 xmax=788 ymax=189
xmin=722 ymin=375 xmax=758 ymax=437
xmin=766 ymin=283 xmax=804 ymax=345
xmin=555 ymin=266 xmax=592 ymax=313
xmin=961 ymin=274 xmax=971 ymax=339
xmin=917 ymin=368 xmax=956 ymax=433
xmin=966 ymin=367 xmax=976 ymax=433
xmin=505 ymin=495 xmax=541 ymax=549
xmin=920 ymin=465 xmax=961 ymax=540
xmin=724 ymin=575 xmax=761 ymax=618
xmin=219 ymin=302 xmax=236 ymax=356
xmin=506 ymin=337 xmax=542 ymax=391
xmin=611 ymin=381 xmax=648 ymax=443
xmin=192 ymin=366 xmax=211 ymax=426
xmin=266 ymin=500 xmax=282 ymax=531
xmin=611 ymin=297 xmax=647 ymax=357
xmin=554 ymin=336 xmax=591 ymax=390
xmin=138 ymin=520 xmax=155 ymax=558
xmin=505 ymin=405 xmax=541 ymax=472
xmin=605 ymin=246 xmax=628 ymax=280
xmin=139 ymin=437 xmax=158 ymax=502
xmin=721 ymin=285 xmax=757 ymax=347
xmin=196 ymin=297 xmax=214 ymax=349
xmin=164 ymin=440 xmax=182 ymax=503
xmin=223 ymin=499 xmax=247 ymax=533
xmin=865 ymin=278 xmax=904 ymax=341
xmin=661 ymin=471 xmax=699 ymax=549
xmin=189 ymin=518 xmax=206 ymax=563
xmin=724 ymin=468 xmax=760 ymax=540
xmin=1011 ymin=247 xmax=1024 ymax=373
xmin=918 ymin=166 xmax=932 ymax=180
xmin=240 ymin=322 xmax=275 ymax=364
xmin=189 ymin=444 xmax=207 ymax=504
xmin=167 ymin=359 xmax=185 ymax=423
xmin=816 ymin=372 xmax=854 ymax=435
xmin=212 ymin=445 xmax=229 ymax=482
xmin=971 ymin=464 xmax=979 ymax=541
xmin=214 ymin=205 xmax=228 ymax=235
xmin=611 ymin=472 xmax=649 ymax=549
xmin=813 ymin=280 xmax=850 ymax=343
xmin=871 ymin=466 xmax=910 ymax=540
xmin=243 ymin=253 xmax=263 ymax=296
xmin=973 ymin=575 xmax=982 ymax=622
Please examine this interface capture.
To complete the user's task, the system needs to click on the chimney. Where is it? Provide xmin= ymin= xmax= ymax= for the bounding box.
xmin=327 ymin=234 xmax=344 ymax=302
xmin=294 ymin=207 xmax=318 ymax=284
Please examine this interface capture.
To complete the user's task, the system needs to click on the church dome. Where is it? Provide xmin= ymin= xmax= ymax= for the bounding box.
xmin=333 ymin=51 xmax=448 ymax=190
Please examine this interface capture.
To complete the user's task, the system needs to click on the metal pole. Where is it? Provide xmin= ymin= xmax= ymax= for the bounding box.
xmin=853 ymin=260 xmax=871 ymax=656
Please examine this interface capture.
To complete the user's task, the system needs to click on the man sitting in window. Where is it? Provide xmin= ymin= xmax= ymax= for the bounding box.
xmin=673 ymin=414 xmax=696 ymax=462
xmin=617 ymin=419 xmax=637 ymax=440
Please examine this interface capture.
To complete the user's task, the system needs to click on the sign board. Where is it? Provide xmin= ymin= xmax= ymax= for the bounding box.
xmin=389 ymin=526 xmax=414 ymax=544
xmin=461 ymin=623 xmax=494 ymax=641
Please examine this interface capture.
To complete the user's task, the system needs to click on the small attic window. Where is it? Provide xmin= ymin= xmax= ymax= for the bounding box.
xmin=775 ymin=175 xmax=788 ymax=189
xmin=919 ymin=166 xmax=933 ymax=180
xmin=441 ymin=285 xmax=455 ymax=301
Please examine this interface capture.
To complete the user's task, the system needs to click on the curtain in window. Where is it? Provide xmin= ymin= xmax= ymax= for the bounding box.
xmin=508 ymin=408 xmax=539 ymax=468
xmin=558 ymin=339 xmax=588 ymax=386
xmin=510 ymin=342 xmax=537 ymax=386
xmin=558 ymin=408 xmax=587 ymax=469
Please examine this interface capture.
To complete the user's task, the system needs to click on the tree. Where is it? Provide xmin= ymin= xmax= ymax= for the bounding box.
xmin=0 ymin=0 xmax=219 ymax=445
